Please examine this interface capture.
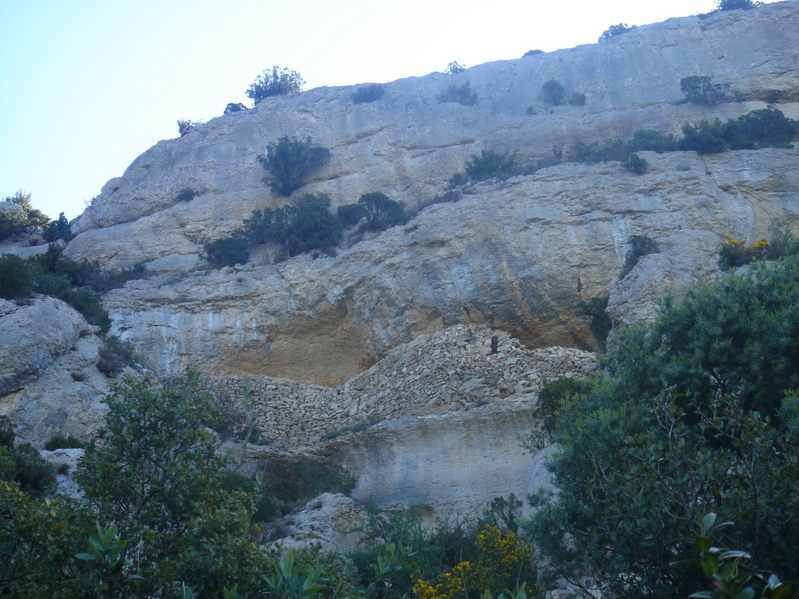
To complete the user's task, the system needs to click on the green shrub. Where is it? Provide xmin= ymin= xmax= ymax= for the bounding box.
xmin=177 ymin=119 xmax=203 ymax=136
xmin=598 ymin=23 xmax=636 ymax=41
xmin=578 ymin=296 xmax=612 ymax=348
xmin=259 ymin=137 xmax=331 ymax=196
xmin=42 ymin=212 xmax=72 ymax=242
xmin=566 ymin=140 xmax=628 ymax=163
xmin=336 ymin=203 xmax=368 ymax=227
xmin=717 ymin=0 xmax=755 ymax=10
xmin=0 ymin=418 xmax=56 ymax=498
xmin=96 ymin=336 xmax=137 ymax=377
xmin=680 ymin=119 xmax=729 ymax=154
xmin=246 ymin=66 xmax=304 ymax=104
xmin=444 ymin=61 xmax=466 ymax=74
xmin=43 ymin=434 xmax=85 ymax=451
xmin=540 ymin=80 xmax=565 ymax=106
xmin=437 ymin=82 xmax=477 ymax=106
xmin=627 ymin=129 xmax=677 ymax=153
xmin=523 ymin=49 xmax=544 ymax=57
xmin=536 ymin=378 xmax=593 ymax=435
xmin=725 ymin=106 xmax=798 ymax=149
xmin=619 ymin=234 xmax=660 ymax=278
xmin=621 ymin=152 xmax=648 ymax=175
xmin=357 ymin=192 xmax=407 ymax=232
xmin=351 ymin=84 xmax=385 ymax=104
xmin=465 ymin=150 xmax=518 ymax=182
xmin=176 ymin=188 xmax=198 ymax=202
xmin=680 ymin=75 xmax=725 ymax=105
xmin=0 ymin=253 xmax=32 ymax=299
xmin=224 ymin=102 xmax=247 ymax=114
xmin=203 ymin=237 xmax=250 ymax=267
xmin=568 ymin=91 xmax=586 ymax=106
xmin=0 ymin=206 xmax=30 ymax=240
xmin=239 ymin=194 xmax=342 ymax=258
xmin=529 ymin=257 xmax=799 ymax=598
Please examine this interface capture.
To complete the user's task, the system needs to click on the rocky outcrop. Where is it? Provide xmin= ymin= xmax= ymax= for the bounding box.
xmin=102 ymin=148 xmax=799 ymax=384
xmin=64 ymin=2 xmax=799 ymax=272
xmin=0 ymin=297 xmax=110 ymax=446
xmin=203 ymin=324 xmax=598 ymax=446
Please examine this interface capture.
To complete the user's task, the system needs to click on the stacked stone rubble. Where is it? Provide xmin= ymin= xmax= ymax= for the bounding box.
xmin=202 ymin=324 xmax=597 ymax=446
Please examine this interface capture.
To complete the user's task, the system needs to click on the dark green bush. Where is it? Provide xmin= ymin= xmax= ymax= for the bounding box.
xmin=42 ymin=212 xmax=72 ymax=242
xmin=351 ymin=84 xmax=385 ymax=104
xmin=540 ymin=80 xmax=566 ymax=106
xmin=578 ymin=295 xmax=612 ymax=348
xmin=0 ymin=253 xmax=32 ymax=299
xmin=566 ymin=140 xmax=628 ymax=163
xmin=717 ymin=0 xmax=755 ymax=9
xmin=725 ymin=106 xmax=798 ymax=148
xmin=96 ymin=336 xmax=137 ymax=377
xmin=239 ymin=194 xmax=342 ymax=259
xmin=619 ymin=234 xmax=660 ymax=278
xmin=177 ymin=119 xmax=203 ymax=136
xmin=523 ymin=49 xmax=544 ymax=57
xmin=627 ymin=129 xmax=677 ymax=153
xmin=224 ymin=102 xmax=247 ymax=114
xmin=568 ymin=91 xmax=586 ymax=106
xmin=437 ymin=82 xmax=477 ymax=106
xmin=337 ymin=203 xmax=368 ymax=227
xmin=176 ymin=188 xmax=198 ymax=202
xmin=680 ymin=119 xmax=729 ymax=154
xmin=444 ymin=61 xmax=466 ymax=74
xmin=0 ymin=418 xmax=56 ymax=498
xmin=621 ymin=152 xmax=648 ymax=175
xmin=43 ymin=434 xmax=85 ymax=451
xmin=357 ymin=192 xmax=407 ymax=232
xmin=246 ymin=66 xmax=304 ymax=104
xmin=1 ymin=192 xmax=49 ymax=239
xmin=203 ymin=237 xmax=250 ymax=267
xmin=259 ymin=136 xmax=331 ymax=196
xmin=680 ymin=75 xmax=725 ymax=105
xmin=465 ymin=150 xmax=518 ymax=181
xmin=530 ymin=257 xmax=799 ymax=598
xmin=537 ymin=378 xmax=593 ymax=435
xmin=598 ymin=23 xmax=636 ymax=41
xmin=0 ymin=207 xmax=29 ymax=240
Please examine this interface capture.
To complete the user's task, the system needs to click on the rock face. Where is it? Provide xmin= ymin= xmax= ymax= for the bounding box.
xmin=0 ymin=297 xmax=110 ymax=446
xmin=56 ymin=3 xmax=799 ymax=385
xmin=65 ymin=2 xmax=799 ymax=270
xmin=101 ymin=148 xmax=799 ymax=384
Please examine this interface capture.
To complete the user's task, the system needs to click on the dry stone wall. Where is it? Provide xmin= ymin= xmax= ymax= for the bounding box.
xmin=202 ymin=324 xmax=598 ymax=446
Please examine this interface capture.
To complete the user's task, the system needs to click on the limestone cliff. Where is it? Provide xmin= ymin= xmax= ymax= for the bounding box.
xmin=56 ymin=2 xmax=799 ymax=385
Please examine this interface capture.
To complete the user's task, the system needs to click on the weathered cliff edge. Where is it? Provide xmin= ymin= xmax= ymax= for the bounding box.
xmin=57 ymin=3 xmax=799 ymax=385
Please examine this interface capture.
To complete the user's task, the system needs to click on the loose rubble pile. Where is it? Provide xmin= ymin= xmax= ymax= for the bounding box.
xmin=203 ymin=324 xmax=598 ymax=446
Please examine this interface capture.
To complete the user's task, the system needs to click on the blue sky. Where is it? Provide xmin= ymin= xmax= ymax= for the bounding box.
xmin=0 ymin=0 xmax=762 ymax=220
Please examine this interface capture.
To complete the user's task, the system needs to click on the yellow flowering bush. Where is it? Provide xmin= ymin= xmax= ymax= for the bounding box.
xmin=719 ymin=236 xmax=770 ymax=270
xmin=412 ymin=524 xmax=535 ymax=599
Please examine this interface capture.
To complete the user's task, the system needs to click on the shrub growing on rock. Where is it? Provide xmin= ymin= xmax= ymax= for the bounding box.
xmin=437 ymin=82 xmax=477 ymax=106
xmin=351 ymin=84 xmax=385 ymax=104
xmin=680 ymin=75 xmax=725 ymax=105
xmin=0 ymin=253 xmax=32 ymax=299
xmin=621 ymin=152 xmax=648 ymax=175
xmin=598 ymin=23 xmax=636 ymax=41
xmin=619 ymin=234 xmax=659 ymax=278
xmin=42 ymin=212 xmax=72 ymax=242
xmin=259 ymin=137 xmax=331 ymax=196
xmin=246 ymin=66 xmax=305 ymax=104
xmin=203 ymin=236 xmax=250 ymax=267
xmin=540 ymin=80 xmax=566 ymax=106
xmin=465 ymin=150 xmax=518 ymax=182
xmin=357 ymin=192 xmax=407 ymax=232
xmin=224 ymin=102 xmax=247 ymax=114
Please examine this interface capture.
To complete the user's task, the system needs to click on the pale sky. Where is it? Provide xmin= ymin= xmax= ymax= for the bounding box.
xmin=0 ymin=0 xmax=774 ymax=220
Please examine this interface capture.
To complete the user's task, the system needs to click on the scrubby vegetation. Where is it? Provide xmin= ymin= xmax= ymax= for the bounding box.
xmin=259 ymin=137 xmax=331 ymax=196
xmin=680 ymin=75 xmax=726 ymax=105
xmin=246 ymin=66 xmax=305 ymax=104
xmin=464 ymin=150 xmax=518 ymax=182
xmin=0 ymin=191 xmax=49 ymax=240
xmin=619 ymin=234 xmax=660 ymax=278
xmin=529 ymin=255 xmax=799 ymax=598
xmin=352 ymin=84 xmax=385 ymax=104
xmin=598 ymin=23 xmax=636 ymax=41
xmin=540 ymin=80 xmax=565 ymax=106
xmin=437 ymin=82 xmax=477 ymax=106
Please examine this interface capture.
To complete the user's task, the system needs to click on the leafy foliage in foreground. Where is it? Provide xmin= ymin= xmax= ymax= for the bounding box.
xmin=529 ymin=256 xmax=799 ymax=598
